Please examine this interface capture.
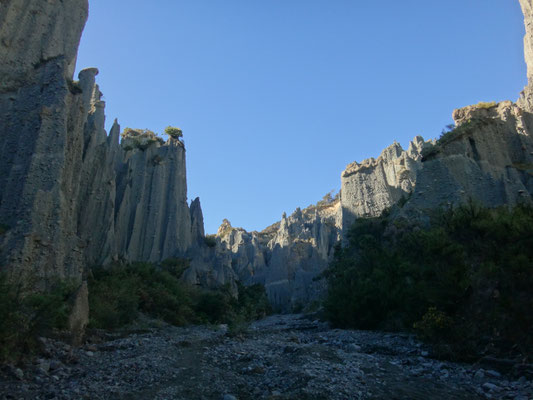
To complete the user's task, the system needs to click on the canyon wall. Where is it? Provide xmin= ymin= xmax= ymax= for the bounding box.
xmin=1 ymin=0 xmax=533 ymax=314
xmin=0 ymin=1 xmax=201 ymax=294
xmin=208 ymin=1 xmax=533 ymax=310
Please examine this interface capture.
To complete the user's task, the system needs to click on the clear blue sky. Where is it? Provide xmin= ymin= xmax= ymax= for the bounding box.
xmin=75 ymin=1 xmax=526 ymax=234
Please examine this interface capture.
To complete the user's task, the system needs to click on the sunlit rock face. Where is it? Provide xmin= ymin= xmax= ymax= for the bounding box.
xmin=204 ymin=201 xmax=341 ymax=312
xmin=0 ymin=1 xmax=202 ymax=287
xmin=401 ymin=102 xmax=533 ymax=218
xmin=339 ymin=137 xmax=427 ymax=232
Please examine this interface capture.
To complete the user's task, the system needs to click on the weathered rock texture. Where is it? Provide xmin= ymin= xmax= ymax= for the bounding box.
xmin=115 ymin=129 xmax=193 ymax=262
xmin=202 ymin=1 xmax=533 ymax=310
xmin=2 ymin=0 xmax=533 ymax=315
xmin=185 ymin=199 xmax=342 ymax=311
xmin=0 ymin=1 xmax=202 ymax=292
xmin=401 ymin=102 xmax=533 ymax=217
xmin=339 ymin=137 xmax=427 ymax=231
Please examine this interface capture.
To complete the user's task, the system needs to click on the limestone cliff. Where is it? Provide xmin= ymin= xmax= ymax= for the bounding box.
xmin=0 ymin=0 xmax=90 ymax=285
xmin=339 ymin=137 xmax=427 ymax=231
xmin=0 ymin=1 xmax=202 ymax=292
xmin=195 ymin=200 xmax=341 ymax=311
xmin=115 ymin=129 xmax=192 ymax=262
xmin=402 ymin=102 xmax=533 ymax=216
xmin=208 ymin=0 xmax=533 ymax=310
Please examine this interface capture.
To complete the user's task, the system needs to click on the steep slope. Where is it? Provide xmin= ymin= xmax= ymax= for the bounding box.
xmin=0 ymin=0 xmax=203 ymax=293
xmin=339 ymin=136 xmax=427 ymax=231
xmin=402 ymin=102 xmax=533 ymax=217
xmin=186 ymin=199 xmax=341 ymax=311
xmin=0 ymin=0 xmax=91 ymax=285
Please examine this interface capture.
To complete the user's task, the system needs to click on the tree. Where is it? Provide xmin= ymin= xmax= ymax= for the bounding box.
xmin=165 ymin=126 xmax=183 ymax=139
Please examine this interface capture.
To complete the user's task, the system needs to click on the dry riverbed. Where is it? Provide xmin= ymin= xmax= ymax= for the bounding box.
xmin=1 ymin=314 xmax=532 ymax=399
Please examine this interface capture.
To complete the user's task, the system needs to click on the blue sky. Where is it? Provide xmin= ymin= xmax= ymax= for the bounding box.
xmin=75 ymin=1 xmax=526 ymax=234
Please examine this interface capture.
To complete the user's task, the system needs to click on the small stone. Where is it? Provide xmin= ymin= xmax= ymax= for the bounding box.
xmin=222 ymin=395 xmax=237 ymax=400
xmin=482 ymin=382 xmax=500 ymax=392
xmin=13 ymin=368 xmax=24 ymax=380
xmin=346 ymin=343 xmax=362 ymax=353
xmin=85 ymin=351 xmax=94 ymax=357
xmin=474 ymin=370 xmax=485 ymax=380
xmin=486 ymin=370 xmax=501 ymax=378
xmin=421 ymin=351 xmax=429 ymax=357
xmin=38 ymin=359 xmax=51 ymax=373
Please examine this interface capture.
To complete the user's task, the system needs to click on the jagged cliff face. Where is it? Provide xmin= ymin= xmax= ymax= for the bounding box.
xmin=205 ymin=0 xmax=533 ymax=310
xmin=115 ymin=130 xmax=192 ymax=262
xmin=0 ymin=1 xmax=202 ymax=289
xmin=187 ymin=200 xmax=341 ymax=311
xmin=402 ymin=102 xmax=533 ymax=216
xmin=0 ymin=0 xmax=90 ymax=284
xmin=339 ymin=137 xmax=427 ymax=231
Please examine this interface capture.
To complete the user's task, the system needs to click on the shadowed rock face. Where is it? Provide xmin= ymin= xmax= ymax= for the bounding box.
xmin=0 ymin=1 xmax=202 ymax=289
xmin=0 ymin=0 xmax=88 ymax=88
xmin=114 ymin=132 xmax=192 ymax=262
xmin=0 ymin=0 xmax=90 ymax=284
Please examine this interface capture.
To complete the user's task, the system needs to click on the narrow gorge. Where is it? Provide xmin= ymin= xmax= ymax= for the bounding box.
xmin=1 ymin=1 xmax=533 ymax=398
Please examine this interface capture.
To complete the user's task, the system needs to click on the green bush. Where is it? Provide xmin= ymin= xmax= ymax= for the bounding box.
xmin=0 ymin=275 xmax=75 ymax=362
xmin=164 ymin=126 xmax=183 ymax=139
xmin=88 ymin=262 xmax=195 ymax=328
xmin=88 ymin=261 xmax=271 ymax=330
xmin=323 ymin=202 xmax=533 ymax=360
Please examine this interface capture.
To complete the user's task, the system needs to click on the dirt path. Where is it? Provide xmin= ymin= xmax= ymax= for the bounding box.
xmin=1 ymin=314 xmax=531 ymax=399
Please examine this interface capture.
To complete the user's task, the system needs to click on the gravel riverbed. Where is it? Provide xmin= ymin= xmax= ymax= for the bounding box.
xmin=1 ymin=314 xmax=532 ymax=399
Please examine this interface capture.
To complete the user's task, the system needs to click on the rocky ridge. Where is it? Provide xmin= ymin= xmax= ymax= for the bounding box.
xmin=201 ymin=3 xmax=533 ymax=309
xmin=0 ymin=0 xmax=206 ymax=332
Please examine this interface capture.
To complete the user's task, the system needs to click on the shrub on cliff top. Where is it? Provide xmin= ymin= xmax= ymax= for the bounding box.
xmin=164 ymin=126 xmax=183 ymax=139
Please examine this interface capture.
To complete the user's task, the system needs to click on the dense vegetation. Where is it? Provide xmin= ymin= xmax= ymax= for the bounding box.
xmin=0 ymin=276 xmax=75 ymax=362
xmin=324 ymin=202 xmax=533 ymax=360
xmin=0 ymin=259 xmax=271 ymax=363
xmin=88 ymin=259 xmax=271 ymax=330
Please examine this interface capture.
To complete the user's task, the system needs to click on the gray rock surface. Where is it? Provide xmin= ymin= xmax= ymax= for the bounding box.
xmin=402 ymin=102 xmax=533 ymax=217
xmin=0 ymin=0 xmax=88 ymax=88
xmin=204 ymin=201 xmax=341 ymax=312
xmin=207 ymin=0 xmax=533 ymax=310
xmin=0 ymin=1 xmax=202 ymax=296
xmin=339 ymin=136 xmax=427 ymax=230
xmin=0 ymin=0 xmax=90 ymax=287
xmin=114 ymin=131 xmax=193 ymax=262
